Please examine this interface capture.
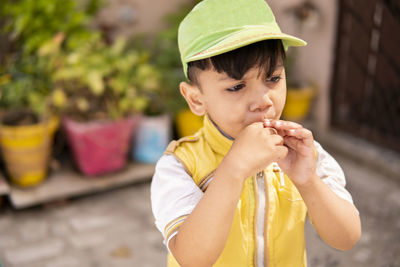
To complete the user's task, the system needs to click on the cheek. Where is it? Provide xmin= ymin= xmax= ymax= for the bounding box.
xmin=272 ymin=87 xmax=287 ymax=115
xmin=275 ymin=83 xmax=286 ymax=101
xmin=279 ymin=90 xmax=287 ymax=108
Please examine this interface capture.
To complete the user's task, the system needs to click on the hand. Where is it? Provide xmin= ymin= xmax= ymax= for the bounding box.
xmin=222 ymin=122 xmax=288 ymax=181
xmin=264 ymin=119 xmax=318 ymax=187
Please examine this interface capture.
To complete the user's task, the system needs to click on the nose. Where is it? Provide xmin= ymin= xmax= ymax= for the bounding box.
xmin=249 ymin=87 xmax=273 ymax=112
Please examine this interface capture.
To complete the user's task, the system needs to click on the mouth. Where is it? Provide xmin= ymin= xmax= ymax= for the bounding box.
xmin=262 ymin=112 xmax=277 ymax=121
xmin=244 ymin=111 xmax=277 ymax=127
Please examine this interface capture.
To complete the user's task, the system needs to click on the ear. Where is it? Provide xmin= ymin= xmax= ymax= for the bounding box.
xmin=179 ymin=81 xmax=206 ymax=116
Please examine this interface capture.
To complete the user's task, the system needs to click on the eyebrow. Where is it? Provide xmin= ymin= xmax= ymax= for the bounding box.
xmin=218 ymin=76 xmax=236 ymax=82
xmin=217 ymin=64 xmax=284 ymax=82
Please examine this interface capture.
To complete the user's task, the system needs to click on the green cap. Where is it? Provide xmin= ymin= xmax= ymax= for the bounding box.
xmin=178 ymin=0 xmax=307 ymax=78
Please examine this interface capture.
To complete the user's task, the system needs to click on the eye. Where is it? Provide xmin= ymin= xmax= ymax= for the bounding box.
xmin=226 ymin=83 xmax=245 ymax=92
xmin=267 ymin=76 xmax=282 ymax=83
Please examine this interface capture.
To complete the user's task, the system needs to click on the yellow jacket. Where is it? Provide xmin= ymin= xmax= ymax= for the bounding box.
xmin=165 ymin=116 xmax=308 ymax=267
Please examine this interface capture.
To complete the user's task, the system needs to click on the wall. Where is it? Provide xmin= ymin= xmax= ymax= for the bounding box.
xmin=96 ymin=0 xmax=190 ymax=38
xmin=268 ymin=0 xmax=338 ymax=133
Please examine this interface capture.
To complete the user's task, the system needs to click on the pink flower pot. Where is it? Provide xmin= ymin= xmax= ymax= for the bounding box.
xmin=63 ymin=115 xmax=141 ymax=176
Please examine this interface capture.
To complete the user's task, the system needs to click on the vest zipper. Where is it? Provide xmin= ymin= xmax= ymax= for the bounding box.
xmin=253 ymin=175 xmax=259 ymax=267
xmin=255 ymin=171 xmax=267 ymax=267
xmin=264 ymin=171 xmax=270 ymax=267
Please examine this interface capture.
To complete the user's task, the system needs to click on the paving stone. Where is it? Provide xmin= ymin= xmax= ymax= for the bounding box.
xmin=82 ymin=199 xmax=117 ymax=214
xmin=50 ymin=205 xmax=82 ymax=219
xmin=68 ymin=232 xmax=107 ymax=249
xmin=51 ymin=221 xmax=72 ymax=237
xmin=0 ymin=234 xmax=19 ymax=249
xmin=388 ymin=191 xmax=400 ymax=208
xmin=353 ymin=247 xmax=372 ymax=263
xmin=0 ymin=214 xmax=13 ymax=232
xmin=102 ymin=221 xmax=141 ymax=241
xmin=4 ymin=239 xmax=64 ymax=265
xmin=359 ymin=231 xmax=371 ymax=245
xmin=19 ymin=220 xmax=49 ymax=242
xmin=68 ymin=215 xmax=115 ymax=232
xmin=43 ymin=255 xmax=85 ymax=267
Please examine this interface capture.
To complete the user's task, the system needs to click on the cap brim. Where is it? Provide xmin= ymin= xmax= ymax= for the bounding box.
xmin=186 ymin=26 xmax=306 ymax=62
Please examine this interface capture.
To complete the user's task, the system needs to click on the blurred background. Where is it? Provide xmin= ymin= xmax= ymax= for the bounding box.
xmin=0 ymin=0 xmax=399 ymax=266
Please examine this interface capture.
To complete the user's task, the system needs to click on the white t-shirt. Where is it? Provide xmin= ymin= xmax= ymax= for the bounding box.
xmin=151 ymin=141 xmax=354 ymax=251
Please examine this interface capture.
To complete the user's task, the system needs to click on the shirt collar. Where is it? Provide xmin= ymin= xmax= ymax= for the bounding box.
xmin=202 ymin=114 xmax=233 ymax=156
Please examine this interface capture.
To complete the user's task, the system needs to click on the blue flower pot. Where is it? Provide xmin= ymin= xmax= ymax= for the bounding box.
xmin=132 ymin=114 xmax=171 ymax=163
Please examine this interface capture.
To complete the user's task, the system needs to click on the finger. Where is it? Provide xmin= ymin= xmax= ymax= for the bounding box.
xmin=251 ymin=121 xmax=265 ymax=128
xmin=263 ymin=121 xmax=292 ymax=137
xmin=285 ymin=128 xmax=314 ymax=146
xmin=276 ymin=128 xmax=287 ymax=137
xmin=284 ymin=136 xmax=301 ymax=150
xmin=246 ymin=122 xmax=265 ymax=133
xmin=269 ymin=119 xmax=303 ymax=131
xmin=284 ymin=136 xmax=315 ymax=156
xmin=270 ymin=134 xmax=284 ymax=146
xmin=276 ymin=145 xmax=288 ymax=159
xmin=264 ymin=119 xmax=273 ymax=127
xmin=265 ymin=127 xmax=278 ymax=135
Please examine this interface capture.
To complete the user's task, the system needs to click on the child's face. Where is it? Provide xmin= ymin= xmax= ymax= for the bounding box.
xmin=190 ymin=65 xmax=287 ymax=139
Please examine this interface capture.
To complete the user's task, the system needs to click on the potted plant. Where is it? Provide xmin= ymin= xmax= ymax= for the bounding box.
xmin=282 ymin=50 xmax=317 ymax=122
xmin=130 ymin=67 xmax=172 ymax=164
xmin=0 ymin=52 xmax=59 ymax=187
xmin=124 ymin=38 xmax=171 ymax=163
xmin=281 ymin=1 xmax=320 ymax=122
xmin=53 ymin=36 xmax=157 ymax=175
xmin=0 ymin=0 xmax=102 ymax=186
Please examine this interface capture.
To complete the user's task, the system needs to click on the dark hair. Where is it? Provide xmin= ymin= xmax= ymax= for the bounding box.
xmin=187 ymin=39 xmax=286 ymax=85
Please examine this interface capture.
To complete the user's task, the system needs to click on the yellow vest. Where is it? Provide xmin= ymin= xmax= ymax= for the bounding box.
xmin=164 ymin=116 xmax=308 ymax=267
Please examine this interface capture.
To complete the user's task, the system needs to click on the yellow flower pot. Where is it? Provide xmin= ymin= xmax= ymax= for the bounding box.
xmin=175 ymin=109 xmax=203 ymax=138
xmin=282 ymin=86 xmax=316 ymax=121
xmin=0 ymin=116 xmax=59 ymax=187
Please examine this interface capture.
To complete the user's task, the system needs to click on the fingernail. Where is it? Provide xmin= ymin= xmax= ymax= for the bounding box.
xmin=275 ymin=121 xmax=282 ymax=126
xmin=264 ymin=119 xmax=271 ymax=126
xmin=289 ymin=129 xmax=295 ymax=133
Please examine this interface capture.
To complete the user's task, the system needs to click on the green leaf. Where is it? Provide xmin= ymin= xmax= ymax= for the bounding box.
xmin=111 ymin=38 xmax=127 ymax=55
xmin=86 ymin=71 xmax=104 ymax=96
xmin=53 ymin=66 xmax=84 ymax=81
xmin=132 ymin=96 xmax=148 ymax=112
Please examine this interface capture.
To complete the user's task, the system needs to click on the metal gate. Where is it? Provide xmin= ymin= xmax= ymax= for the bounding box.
xmin=331 ymin=0 xmax=400 ymax=152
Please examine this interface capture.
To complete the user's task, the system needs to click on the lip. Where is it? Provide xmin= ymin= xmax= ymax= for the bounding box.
xmin=262 ymin=112 xmax=277 ymax=121
xmin=246 ymin=115 xmax=272 ymax=126
xmin=243 ymin=111 xmax=277 ymax=127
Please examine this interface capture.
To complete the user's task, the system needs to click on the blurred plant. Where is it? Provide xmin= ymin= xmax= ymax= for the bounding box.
xmin=0 ymin=0 xmax=103 ymax=125
xmin=148 ymin=0 xmax=201 ymax=115
xmin=0 ymin=34 xmax=66 ymax=125
xmin=0 ymin=0 xmax=102 ymax=56
xmin=52 ymin=35 xmax=161 ymax=121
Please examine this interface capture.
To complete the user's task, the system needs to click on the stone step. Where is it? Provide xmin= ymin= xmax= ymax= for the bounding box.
xmin=7 ymin=160 xmax=154 ymax=209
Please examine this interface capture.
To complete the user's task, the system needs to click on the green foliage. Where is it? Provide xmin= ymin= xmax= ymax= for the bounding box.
xmin=149 ymin=0 xmax=201 ymax=114
xmin=52 ymin=36 xmax=161 ymax=121
xmin=0 ymin=58 xmax=50 ymax=117
xmin=0 ymin=0 xmax=102 ymax=123
xmin=0 ymin=36 xmax=63 ymax=118
xmin=0 ymin=0 xmax=195 ymax=123
xmin=0 ymin=0 xmax=102 ymax=55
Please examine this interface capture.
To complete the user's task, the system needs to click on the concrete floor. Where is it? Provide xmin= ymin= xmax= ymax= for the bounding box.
xmin=0 ymin=151 xmax=399 ymax=267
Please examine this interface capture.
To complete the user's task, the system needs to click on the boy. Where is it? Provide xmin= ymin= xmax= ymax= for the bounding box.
xmin=151 ymin=0 xmax=361 ymax=266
